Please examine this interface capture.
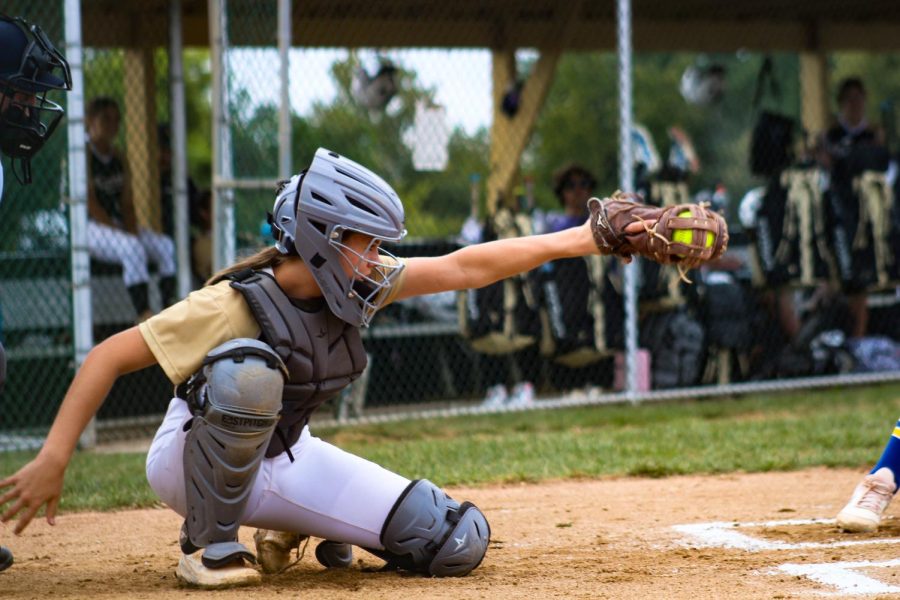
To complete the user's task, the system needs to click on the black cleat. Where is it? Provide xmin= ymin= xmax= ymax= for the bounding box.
xmin=315 ymin=540 xmax=353 ymax=568
xmin=0 ymin=546 xmax=13 ymax=572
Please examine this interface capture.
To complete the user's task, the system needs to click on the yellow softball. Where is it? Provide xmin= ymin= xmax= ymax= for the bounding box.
xmin=672 ymin=210 xmax=713 ymax=255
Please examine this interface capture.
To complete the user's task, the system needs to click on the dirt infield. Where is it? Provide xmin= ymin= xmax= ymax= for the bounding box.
xmin=4 ymin=467 xmax=900 ymax=599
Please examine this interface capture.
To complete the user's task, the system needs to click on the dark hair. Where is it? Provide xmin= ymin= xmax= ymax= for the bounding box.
xmin=86 ymin=96 xmax=119 ymax=119
xmin=552 ymin=163 xmax=597 ymax=203
xmin=836 ymin=77 xmax=866 ymax=105
xmin=205 ymin=179 xmax=295 ymax=285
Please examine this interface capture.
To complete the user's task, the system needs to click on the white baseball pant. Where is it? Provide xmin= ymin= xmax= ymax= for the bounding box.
xmin=145 ymin=398 xmax=411 ymax=549
xmin=88 ymin=221 xmax=177 ymax=286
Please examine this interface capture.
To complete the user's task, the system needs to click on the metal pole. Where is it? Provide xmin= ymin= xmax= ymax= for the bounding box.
xmin=209 ymin=0 xmax=235 ymax=272
xmin=169 ymin=0 xmax=191 ymax=298
xmin=212 ymin=176 xmax=281 ymax=190
xmin=64 ymin=0 xmax=94 ymax=448
xmin=617 ymin=0 xmax=638 ymax=401
xmin=278 ymin=0 xmax=292 ymax=179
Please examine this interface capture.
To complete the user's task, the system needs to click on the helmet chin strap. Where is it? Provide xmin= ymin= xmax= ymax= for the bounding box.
xmin=10 ymin=156 xmax=32 ymax=185
xmin=0 ymin=102 xmax=43 ymax=185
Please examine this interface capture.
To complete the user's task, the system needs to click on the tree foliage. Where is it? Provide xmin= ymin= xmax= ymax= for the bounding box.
xmin=216 ymin=48 xmax=900 ymax=247
xmin=230 ymin=53 xmax=490 ymax=243
xmin=12 ymin=44 xmax=891 ymax=254
xmin=528 ymin=52 xmax=802 ymax=214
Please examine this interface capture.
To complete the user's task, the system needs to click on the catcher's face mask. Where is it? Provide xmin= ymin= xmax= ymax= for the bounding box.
xmin=331 ymin=228 xmax=405 ymax=327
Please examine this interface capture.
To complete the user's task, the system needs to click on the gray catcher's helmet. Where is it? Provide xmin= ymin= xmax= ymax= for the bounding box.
xmin=278 ymin=148 xmax=407 ymax=327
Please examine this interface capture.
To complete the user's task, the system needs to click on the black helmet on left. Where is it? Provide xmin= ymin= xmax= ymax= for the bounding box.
xmin=0 ymin=14 xmax=72 ymax=184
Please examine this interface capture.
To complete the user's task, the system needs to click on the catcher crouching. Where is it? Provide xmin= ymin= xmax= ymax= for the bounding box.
xmin=0 ymin=152 xmax=726 ymax=589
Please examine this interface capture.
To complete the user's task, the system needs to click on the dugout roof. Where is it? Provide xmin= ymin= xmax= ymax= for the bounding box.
xmin=83 ymin=0 xmax=900 ymax=51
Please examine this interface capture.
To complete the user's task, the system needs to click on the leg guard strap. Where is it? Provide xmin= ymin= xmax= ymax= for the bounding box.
xmin=202 ymin=542 xmax=256 ymax=568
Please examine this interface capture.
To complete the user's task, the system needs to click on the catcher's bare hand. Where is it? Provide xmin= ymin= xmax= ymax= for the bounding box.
xmin=0 ymin=455 xmax=65 ymax=535
xmin=587 ymin=191 xmax=728 ymax=275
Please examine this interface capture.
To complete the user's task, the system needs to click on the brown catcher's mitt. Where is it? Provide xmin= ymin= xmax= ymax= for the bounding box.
xmin=587 ymin=191 xmax=729 ymax=281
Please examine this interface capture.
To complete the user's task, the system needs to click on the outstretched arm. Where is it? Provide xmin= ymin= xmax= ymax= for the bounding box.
xmin=397 ymin=219 xmax=642 ymax=300
xmin=0 ymin=327 xmax=157 ymax=534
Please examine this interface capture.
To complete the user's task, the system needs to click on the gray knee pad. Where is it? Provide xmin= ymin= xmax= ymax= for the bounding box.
xmin=373 ymin=479 xmax=490 ymax=577
xmin=181 ymin=339 xmax=288 ymax=564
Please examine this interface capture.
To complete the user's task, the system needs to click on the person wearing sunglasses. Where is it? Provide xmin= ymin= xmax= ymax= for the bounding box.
xmin=548 ymin=163 xmax=598 ymax=233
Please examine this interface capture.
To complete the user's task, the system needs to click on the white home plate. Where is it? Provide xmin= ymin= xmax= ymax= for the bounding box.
xmin=673 ymin=518 xmax=900 ymax=595
xmin=673 ymin=518 xmax=900 ymax=551
xmin=773 ymin=559 xmax=900 ymax=595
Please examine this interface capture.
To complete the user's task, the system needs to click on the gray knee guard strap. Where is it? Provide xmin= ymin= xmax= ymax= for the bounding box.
xmin=182 ymin=339 xmax=287 ymax=558
xmin=201 ymin=541 xmax=256 ymax=569
xmin=375 ymin=479 xmax=490 ymax=577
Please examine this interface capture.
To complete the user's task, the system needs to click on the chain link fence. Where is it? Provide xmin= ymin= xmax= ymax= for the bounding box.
xmin=2 ymin=0 xmax=900 ymax=451
xmin=1 ymin=1 xmax=71 ymax=450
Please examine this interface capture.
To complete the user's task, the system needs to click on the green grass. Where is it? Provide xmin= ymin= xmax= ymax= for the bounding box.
xmin=2 ymin=382 xmax=900 ymax=514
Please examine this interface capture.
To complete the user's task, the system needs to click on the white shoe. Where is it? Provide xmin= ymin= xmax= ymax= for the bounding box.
xmin=253 ymin=529 xmax=303 ymax=574
xmin=176 ymin=553 xmax=261 ymax=588
xmin=507 ymin=382 xmax=535 ymax=408
xmin=481 ymin=384 xmax=508 ymax=408
xmin=837 ymin=467 xmax=897 ymax=533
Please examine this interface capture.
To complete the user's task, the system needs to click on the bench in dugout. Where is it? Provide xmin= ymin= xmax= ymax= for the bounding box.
xmin=0 ymin=251 xmax=171 ymax=433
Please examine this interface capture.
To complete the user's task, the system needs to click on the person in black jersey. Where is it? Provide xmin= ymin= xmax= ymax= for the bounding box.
xmin=85 ymin=97 xmax=178 ymax=322
xmin=819 ymin=78 xmax=886 ymax=338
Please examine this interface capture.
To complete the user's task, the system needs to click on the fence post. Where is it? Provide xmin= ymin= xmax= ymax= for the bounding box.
xmin=209 ymin=0 xmax=235 ymax=272
xmin=64 ymin=0 xmax=94 ymax=448
xmin=278 ymin=0 xmax=292 ymax=180
xmin=617 ymin=0 xmax=639 ymax=402
xmin=170 ymin=0 xmax=192 ymax=299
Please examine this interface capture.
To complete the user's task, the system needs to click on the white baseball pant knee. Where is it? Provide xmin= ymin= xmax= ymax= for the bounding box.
xmin=138 ymin=227 xmax=176 ymax=277
xmin=87 ymin=221 xmax=149 ymax=286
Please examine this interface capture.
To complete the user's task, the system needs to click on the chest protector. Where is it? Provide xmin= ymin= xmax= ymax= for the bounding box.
xmin=228 ymin=269 xmax=367 ymax=457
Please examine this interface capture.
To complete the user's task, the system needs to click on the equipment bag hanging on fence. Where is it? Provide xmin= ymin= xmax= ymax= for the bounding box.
xmin=852 ymin=170 xmax=894 ymax=288
xmin=828 ymin=144 xmax=892 ymax=293
xmin=458 ymin=206 xmax=542 ymax=355
xmin=638 ymin=308 xmax=705 ymax=389
xmin=538 ymin=253 xmax=624 ymax=368
xmin=752 ymin=178 xmax=791 ymax=287
xmin=774 ymin=166 xmax=838 ymax=287
xmin=751 ymin=169 xmax=835 ymax=289
xmin=749 ymin=57 xmax=795 ymax=178
xmin=697 ymin=271 xmax=752 ymax=352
